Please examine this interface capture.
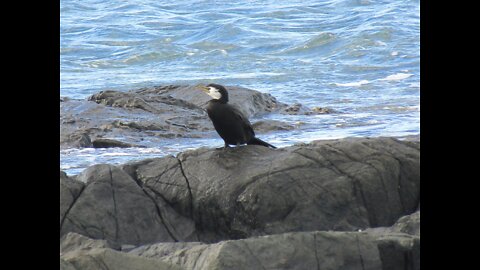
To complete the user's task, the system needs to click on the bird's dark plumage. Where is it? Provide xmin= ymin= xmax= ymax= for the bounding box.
xmin=200 ymin=83 xmax=276 ymax=149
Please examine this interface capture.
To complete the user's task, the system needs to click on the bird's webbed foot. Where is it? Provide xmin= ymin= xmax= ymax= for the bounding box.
xmin=215 ymin=143 xmax=231 ymax=150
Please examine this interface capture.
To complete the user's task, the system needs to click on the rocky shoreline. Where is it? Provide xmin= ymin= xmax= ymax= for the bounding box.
xmin=60 ymin=136 xmax=420 ymax=270
xmin=60 ymin=84 xmax=332 ymax=149
xmin=60 ymin=85 xmax=419 ymax=269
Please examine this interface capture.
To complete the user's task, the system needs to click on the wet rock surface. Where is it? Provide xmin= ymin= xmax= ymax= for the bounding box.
xmin=60 ymin=136 xmax=420 ymax=270
xmin=60 ymin=85 xmax=331 ymax=149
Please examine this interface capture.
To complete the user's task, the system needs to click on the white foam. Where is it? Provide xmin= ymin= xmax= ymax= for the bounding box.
xmin=334 ymin=80 xmax=370 ymax=87
xmin=138 ymin=147 xmax=165 ymax=154
xmin=376 ymin=41 xmax=387 ymax=46
xmin=379 ymin=73 xmax=413 ymax=81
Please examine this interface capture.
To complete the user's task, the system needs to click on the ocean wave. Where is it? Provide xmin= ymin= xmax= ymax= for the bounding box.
xmin=379 ymin=73 xmax=413 ymax=81
xmin=281 ymin=32 xmax=337 ymax=55
xmin=334 ymin=72 xmax=414 ymax=87
xmin=334 ymin=80 xmax=370 ymax=87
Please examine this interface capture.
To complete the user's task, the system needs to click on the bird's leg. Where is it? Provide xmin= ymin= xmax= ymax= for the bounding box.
xmin=216 ymin=142 xmax=230 ymax=150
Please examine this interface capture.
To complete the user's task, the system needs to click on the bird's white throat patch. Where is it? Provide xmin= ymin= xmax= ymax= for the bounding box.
xmin=207 ymin=87 xmax=222 ymax=100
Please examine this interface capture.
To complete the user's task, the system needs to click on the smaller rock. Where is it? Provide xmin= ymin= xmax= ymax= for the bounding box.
xmin=364 ymin=210 xmax=420 ymax=238
xmin=282 ymin=103 xmax=307 ymax=114
xmin=60 ymin=232 xmax=120 ymax=254
xmin=251 ymin=120 xmax=297 ymax=133
xmin=66 ymin=132 xmax=92 ymax=148
xmin=390 ymin=211 xmax=420 ymax=236
xmin=375 ymin=234 xmax=420 ymax=270
xmin=311 ymin=106 xmax=334 ymax=114
xmin=282 ymin=103 xmax=333 ymax=115
xmin=109 ymin=120 xmax=168 ymax=131
xmin=61 ymin=246 xmax=180 ymax=270
xmin=92 ymin=138 xmax=140 ymax=148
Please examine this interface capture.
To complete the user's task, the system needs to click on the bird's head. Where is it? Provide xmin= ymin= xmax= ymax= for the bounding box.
xmin=198 ymin=83 xmax=229 ymax=102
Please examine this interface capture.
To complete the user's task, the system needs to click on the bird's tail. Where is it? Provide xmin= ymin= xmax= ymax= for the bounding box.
xmin=248 ymin=137 xmax=277 ymax=148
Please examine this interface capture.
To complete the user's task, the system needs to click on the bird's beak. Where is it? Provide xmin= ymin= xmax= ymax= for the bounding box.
xmin=197 ymin=85 xmax=210 ymax=93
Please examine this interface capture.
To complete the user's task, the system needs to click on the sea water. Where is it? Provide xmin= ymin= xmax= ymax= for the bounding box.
xmin=60 ymin=0 xmax=420 ymax=175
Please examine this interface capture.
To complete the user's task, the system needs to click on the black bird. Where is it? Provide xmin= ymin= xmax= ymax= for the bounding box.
xmin=199 ymin=83 xmax=276 ymax=149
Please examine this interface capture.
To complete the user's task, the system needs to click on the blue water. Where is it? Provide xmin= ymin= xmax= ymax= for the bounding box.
xmin=60 ymin=0 xmax=420 ymax=175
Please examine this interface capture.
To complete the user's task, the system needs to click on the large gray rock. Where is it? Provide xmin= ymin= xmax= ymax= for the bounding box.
xmin=60 ymin=228 xmax=419 ymax=270
xmin=58 ymin=228 xmax=415 ymax=270
xmin=59 ymin=136 xmax=420 ymax=269
xmin=61 ymin=137 xmax=419 ymax=246
xmin=126 ymin=85 xmax=282 ymax=118
xmin=129 ymin=228 xmax=420 ymax=270
xmin=130 ymin=231 xmax=383 ymax=270
xmin=130 ymin=137 xmax=419 ymax=242
xmin=60 ymin=85 xmax=330 ymax=149
xmin=59 ymin=164 xmax=197 ymax=246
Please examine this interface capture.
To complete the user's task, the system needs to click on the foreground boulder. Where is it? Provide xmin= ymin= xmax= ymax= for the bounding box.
xmin=60 ymin=233 xmax=181 ymax=270
xmin=60 ymin=137 xmax=419 ymax=247
xmin=60 ymin=164 xmax=197 ymax=246
xmin=132 ymin=136 xmax=419 ymax=242
xmin=61 ymin=215 xmax=420 ymax=270
xmin=130 ymin=229 xmax=419 ymax=270
xmin=60 ymin=136 xmax=420 ymax=269
xmin=130 ymin=231 xmax=380 ymax=269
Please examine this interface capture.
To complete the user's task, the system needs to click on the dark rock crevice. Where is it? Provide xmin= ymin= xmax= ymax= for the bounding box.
xmin=60 ymin=174 xmax=86 ymax=234
xmin=107 ymin=167 xmax=120 ymax=242
xmin=323 ymin=141 xmax=416 ymax=227
xmin=174 ymin=155 xmax=194 ymax=219
xmin=315 ymin=145 xmax=374 ymax=226
xmin=124 ymin=160 xmax=198 ymax=242
xmin=140 ymin=186 xmax=179 ymax=242
xmin=358 ymin=140 xmax=420 ymax=215
xmin=313 ymin=233 xmax=321 ymax=270
xmin=60 ymin=184 xmax=85 ymax=233
xmin=355 ymin=234 xmax=367 ymax=270
xmin=123 ymin=167 xmax=179 ymax=242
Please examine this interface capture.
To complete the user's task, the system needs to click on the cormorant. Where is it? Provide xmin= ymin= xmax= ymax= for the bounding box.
xmin=198 ymin=83 xmax=276 ymax=149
